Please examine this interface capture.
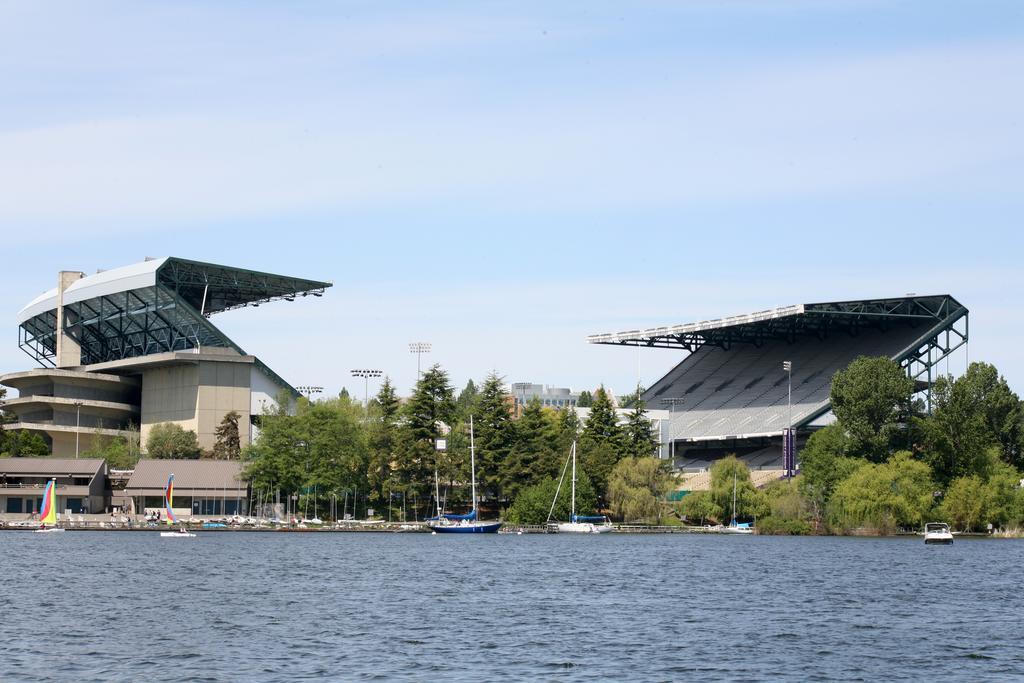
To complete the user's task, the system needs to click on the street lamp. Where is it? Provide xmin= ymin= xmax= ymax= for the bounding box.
xmin=783 ymin=360 xmax=793 ymax=478
xmin=409 ymin=342 xmax=431 ymax=379
xmin=295 ymin=386 xmax=323 ymax=398
xmin=660 ymin=397 xmax=684 ymax=462
xmin=350 ymin=369 xmax=383 ymax=408
xmin=74 ymin=400 xmax=83 ymax=459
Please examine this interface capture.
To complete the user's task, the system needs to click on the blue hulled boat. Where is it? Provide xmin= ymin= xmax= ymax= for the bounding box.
xmin=428 ymin=416 xmax=502 ymax=534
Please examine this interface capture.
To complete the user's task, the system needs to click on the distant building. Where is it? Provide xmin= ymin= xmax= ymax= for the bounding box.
xmin=124 ymin=459 xmax=247 ymax=517
xmin=508 ymin=382 xmax=580 ymax=413
xmin=0 ymin=458 xmax=107 ymax=515
xmin=2 ymin=257 xmax=330 ymax=456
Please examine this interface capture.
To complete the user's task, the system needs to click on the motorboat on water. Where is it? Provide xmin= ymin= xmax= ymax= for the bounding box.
xmin=923 ymin=522 xmax=954 ymax=545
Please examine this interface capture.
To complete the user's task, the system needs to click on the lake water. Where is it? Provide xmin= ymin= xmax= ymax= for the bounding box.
xmin=1 ymin=531 xmax=1021 ymax=681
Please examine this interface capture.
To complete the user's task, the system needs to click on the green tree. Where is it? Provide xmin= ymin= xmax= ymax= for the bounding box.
xmin=796 ymin=424 xmax=864 ymax=524
xmin=580 ymin=386 xmax=623 ymax=499
xmin=212 ymin=410 xmax=242 ymax=460
xmin=607 ymin=456 xmax=672 ymax=523
xmin=939 ymin=475 xmax=989 ymax=531
xmin=146 ymin=423 xmax=201 ymax=459
xmin=367 ymin=377 xmax=401 ymax=510
xmin=456 ymin=379 xmax=479 ymax=419
xmin=506 ymin=471 xmax=598 ymax=526
xmin=829 ymin=451 xmax=935 ymax=533
xmin=677 ymin=490 xmax=723 ymax=526
xmin=618 ymin=385 xmax=646 ymax=409
xmin=830 ymin=356 xmax=915 ymax=461
xmin=6 ymin=429 xmax=49 ymax=457
xmin=505 ymin=397 xmax=560 ymax=500
xmin=396 ymin=365 xmax=456 ymax=518
xmin=922 ymin=363 xmax=1024 ymax=484
xmin=984 ymin=459 xmax=1024 ymax=529
xmin=577 ymin=390 xmax=593 ymax=408
xmin=81 ymin=423 xmax=141 ymax=469
xmin=621 ymin=393 xmax=660 ymax=459
xmin=473 ymin=373 xmax=514 ymax=504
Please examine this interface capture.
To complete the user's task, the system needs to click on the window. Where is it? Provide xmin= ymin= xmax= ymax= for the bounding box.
xmin=6 ymin=497 xmax=23 ymax=513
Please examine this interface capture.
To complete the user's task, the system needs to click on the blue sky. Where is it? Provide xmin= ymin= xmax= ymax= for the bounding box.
xmin=1 ymin=1 xmax=1022 ymax=398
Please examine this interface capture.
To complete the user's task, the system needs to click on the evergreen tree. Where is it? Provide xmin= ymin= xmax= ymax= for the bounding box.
xmin=622 ymin=393 xmax=660 ymax=458
xmin=577 ymin=390 xmax=593 ymax=407
xmin=397 ymin=365 xmax=456 ymax=517
xmin=367 ymin=377 xmax=400 ymax=509
xmin=456 ymin=379 xmax=479 ymax=419
xmin=212 ymin=410 xmax=242 ymax=459
xmin=505 ymin=397 xmax=560 ymax=500
xmin=579 ymin=386 xmax=623 ymax=501
xmin=472 ymin=373 xmax=514 ymax=505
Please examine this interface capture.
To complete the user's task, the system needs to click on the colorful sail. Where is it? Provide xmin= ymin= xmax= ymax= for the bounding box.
xmin=39 ymin=478 xmax=57 ymax=526
xmin=164 ymin=473 xmax=177 ymax=524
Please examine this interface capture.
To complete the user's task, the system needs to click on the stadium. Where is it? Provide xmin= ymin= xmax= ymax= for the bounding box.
xmin=2 ymin=257 xmax=330 ymax=457
xmin=588 ymin=295 xmax=968 ymax=489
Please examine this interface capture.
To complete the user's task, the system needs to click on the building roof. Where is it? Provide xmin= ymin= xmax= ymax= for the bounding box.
xmin=587 ymin=295 xmax=966 ymax=350
xmin=600 ymin=296 xmax=969 ymax=444
xmin=125 ymin=459 xmax=246 ymax=495
xmin=0 ymin=458 xmax=106 ymax=477
xmin=17 ymin=258 xmax=330 ymax=394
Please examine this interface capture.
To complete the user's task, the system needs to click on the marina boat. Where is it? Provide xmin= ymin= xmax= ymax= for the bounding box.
xmin=428 ymin=416 xmax=502 ymax=534
xmin=549 ymin=442 xmax=612 ymax=534
xmin=33 ymin=479 xmax=65 ymax=533
xmin=923 ymin=522 xmax=954 ymax=545
xmin=159 ymin=473 xmax=196 ymax=539
xmin=718 ymin=471 xmax=754 ymax=534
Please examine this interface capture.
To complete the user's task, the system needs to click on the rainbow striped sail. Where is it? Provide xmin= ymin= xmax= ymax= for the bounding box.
xmin=40 ymin=478 xmax=57 ymax=526
xmin=164 ymin=473 xmax=177 ymax=524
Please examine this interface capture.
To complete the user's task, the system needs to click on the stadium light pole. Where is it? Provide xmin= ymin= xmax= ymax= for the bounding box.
xmin=350 ymin=369 xmax=383 ymax=408
xmin=660 ymin=397 xmax=684 ymax=462
xmin=783 ymin=361 xmax=793 ymax=478
xmin=74 ymin=400 xmax=83 ymax=459
xmin=409 ymin=342 xmax=431 ymax=379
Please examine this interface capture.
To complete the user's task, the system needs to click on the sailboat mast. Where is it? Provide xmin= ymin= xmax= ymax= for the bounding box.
xmin=570 ymin=440 xmax=577 ymax=521
xmin=470 ymin=414 xmax=477 ymax=513
xmin=732 ymin=471 xmax=738 ymax=524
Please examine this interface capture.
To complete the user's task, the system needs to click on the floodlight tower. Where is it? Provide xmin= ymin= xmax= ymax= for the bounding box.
xmin=409 ymin=342 xmax=431 ymax=379
xmin=350 ymin=369 xmax=383 ymax=407
xmin=783 ymin=360 xmax=793 ymax=478
xmin=660 ymin=397 xmax=684 ymax=462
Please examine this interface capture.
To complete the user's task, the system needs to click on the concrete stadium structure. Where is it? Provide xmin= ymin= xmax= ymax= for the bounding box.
xmin=589 ymin=296 xmax=969 ymax=484
xmin=2 ymin=257 xmax=330 ymax=456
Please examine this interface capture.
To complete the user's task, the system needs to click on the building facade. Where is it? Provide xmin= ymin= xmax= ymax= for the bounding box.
xmin=2 ymin=257 xmax=330 ymax=456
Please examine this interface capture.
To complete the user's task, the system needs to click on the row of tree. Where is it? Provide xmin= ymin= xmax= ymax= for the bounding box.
xmin=243 ymin=367 xmax=662 ymax=522
xmin=680 ymin=359 xmax=1024 ymax=533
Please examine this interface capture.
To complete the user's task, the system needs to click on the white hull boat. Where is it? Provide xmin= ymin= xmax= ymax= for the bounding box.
xmin=557 ymin=521 xmax=612 ymax=534
xmin=924 ymin=522 xmax=953 ymax=545
xmin=33 ymin=527 xmax=65 ymax=534
xmin=161 ymin=530 xmax=197 ymax=538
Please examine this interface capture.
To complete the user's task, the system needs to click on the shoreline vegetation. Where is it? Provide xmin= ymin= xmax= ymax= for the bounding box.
xmin=3 ymin=358 xmax=1022 ymax=538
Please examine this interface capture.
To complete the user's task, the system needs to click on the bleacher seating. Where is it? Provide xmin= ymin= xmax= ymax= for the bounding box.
xmin=647 ymin=324 xmax=923 ymax=442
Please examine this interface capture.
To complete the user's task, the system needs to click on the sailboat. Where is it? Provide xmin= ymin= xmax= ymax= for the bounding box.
xmin=428 ymin=416 xmax=502 ymax=534
xmin=160 ymin=474 xmax=196 ymax=538
xmin=719 ymin=470 xmax=754 ymax=534
xmin=548 ymin=441 xmax=612 ymax=534
xmin=33 ymin=478 xmax=65 ymax=533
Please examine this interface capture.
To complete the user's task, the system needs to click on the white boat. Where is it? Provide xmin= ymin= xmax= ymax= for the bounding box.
xmin=719 ymin=471 xmax=754 ymax=534
xmin=549 ymin=441 xmax=613 ymax=534
xmin=160 ymin=529 xmax=197 ymax=538
xmin=924 ymin=522 xmax=954 ymax=545
xmin=32 ymin=479 xmax=64 ymax=533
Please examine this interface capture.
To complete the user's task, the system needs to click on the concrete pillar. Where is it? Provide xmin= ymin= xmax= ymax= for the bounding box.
xmin=55 ymin=270 xmax=84 ymax=368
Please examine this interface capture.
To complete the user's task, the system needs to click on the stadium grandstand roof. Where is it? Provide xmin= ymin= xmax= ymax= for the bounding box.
xmin=17 ymin=257 xmax=331 ymax=371
xmin=591 ymin=295 xmax=968 ymax=443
